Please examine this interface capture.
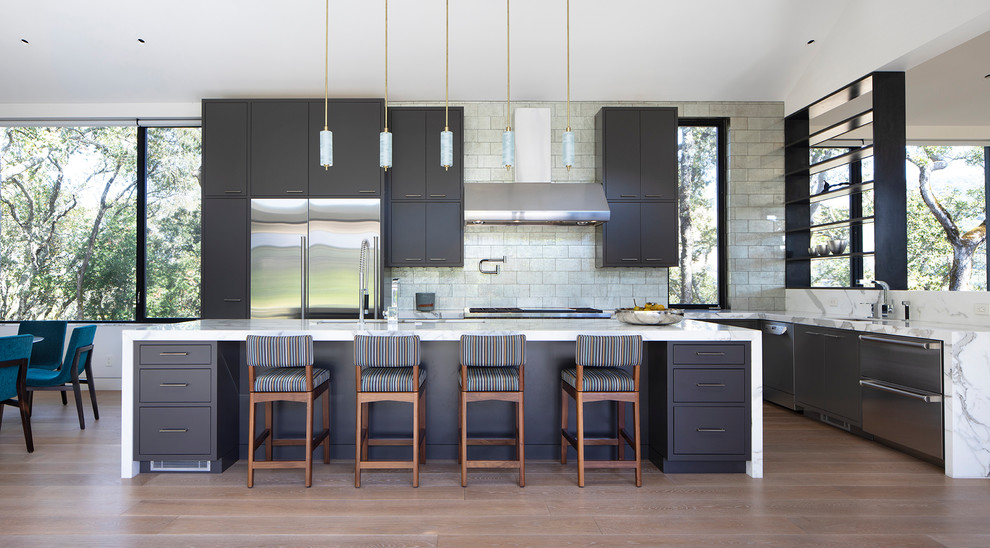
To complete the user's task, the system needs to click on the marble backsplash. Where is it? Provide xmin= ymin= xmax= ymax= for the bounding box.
xmin=786 ymin=289 xmax=990 ymax=326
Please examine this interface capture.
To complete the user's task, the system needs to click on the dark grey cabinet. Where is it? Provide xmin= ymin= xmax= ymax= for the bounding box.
xmin=201 ymin=198 xmax=248 ymax=319
xmin=794 ymin=325 xmax=861 ymax=425
xmin=388 ymin=107 xmax=463 ymax=201
xmin=202 ymin=101 xmax=248 ymax=197
xmin=250 ymin=102 xmax=309 ymax=196
xmin=308 ymin=99 xmax=384 ymax=197
xmin=133 ymin=342 xmax=239 ymax=472
xmin=650 ymin=341 xmax=751 ymax=473
xmin=388 ymin=201 xmax=463 ymax=266
xmin=598 ymin=201 xmax=677 ymax=267
xmin=597 ymin=107 xmax=678 ymax=201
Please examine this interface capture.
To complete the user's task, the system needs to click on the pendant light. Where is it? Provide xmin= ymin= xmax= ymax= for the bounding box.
xmin=501 ymin=0 xmax=513 ymax=170
xmin=380 ymin=0 xmax=392 ymax=170
xmin=319 ymin=0 xmax=333 ymax=169
xmin=440 ymin=0 xmax=453 ymax=171
xmin=562 ymin=0 xmax=574 ymax=171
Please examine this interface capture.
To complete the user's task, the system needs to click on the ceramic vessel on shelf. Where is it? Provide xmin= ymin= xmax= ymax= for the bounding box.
xmin=613 ymin=308 xmax=684 ymax=325
xmin=828 ymin=239 xmax=847 ymax=255
xmin=807 ymin=247 xmax=819 ymax=257
xmin=815 ymin=243 xmax=830 ymax=256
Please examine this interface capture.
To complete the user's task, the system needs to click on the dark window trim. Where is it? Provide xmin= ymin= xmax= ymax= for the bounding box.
xmin=670 ymin=117 xmax=728 ymax=310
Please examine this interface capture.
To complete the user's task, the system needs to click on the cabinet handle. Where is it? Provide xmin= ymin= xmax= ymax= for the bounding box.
xmin=224 ymin=190 xmax=242 ymax=194
xmin=359 ymin=190 xmax=376 ymax=193
xmin=804 ymin=331 xmax=824 ymax=336
xmin=858 ymin=334 xmax=941 ymax=350
xmin=822 ymin=333 xmax=843 ymax=339
xmin=159 ymin=383 xmax=189 ymax=387
xmin=429 ymin=194 xmax=447 ymax=198
xmin=428 ymin=258 xmax=446 ymax=261
xmin=404 ymin=258 xmax=423 ymax=262
xmin=223 ymin=298 xmax=242 ymax=302
xmin=285 ymin=190 xmax=304 ymax=194
xmin=696 ymin=383 xmax=726 ymax=387
xmin=696 ymin=352 xmax=725 ymax=356
xmin=620 ymin=194 xmax=637 ymax=198
xmin=159 ymin=352 xmax=188 ymax=356
xmin=158 ymin=428 xmax=189 ymax=433
xmin=645 ymin=194 xmax=662 ymax=197
xmin=858 ymin=379 xmax=942 ymax=403
xmin=404 ymin=194 xmax=423 ymax=198
xmin=696 ymin=427 xmax=726 ymax=433
xmin=621 ymin=258 xmax=638 ymax=261
xmin=644 ymin=258 xmax=663 ymax=262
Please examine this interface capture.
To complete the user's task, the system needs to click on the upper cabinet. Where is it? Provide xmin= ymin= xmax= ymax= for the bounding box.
xmin=597 ymin=107 xmax=678 ymax=201
xmin=202 ymin=101 xmax=248 ymax=197
xmin=309 ymin=99 xmax=384 ymax=197
xmin=250 ymin=102 xmax=309 ymax=196
xmin=389 ymin=107 xmax=463 ymax=201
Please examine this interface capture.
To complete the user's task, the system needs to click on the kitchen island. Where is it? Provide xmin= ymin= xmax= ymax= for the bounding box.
xmin=120 ymin=318 xmax=762 ymax=480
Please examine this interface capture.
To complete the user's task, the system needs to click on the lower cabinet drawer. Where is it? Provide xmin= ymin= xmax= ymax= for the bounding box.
xmin=139 ymin=344 xmax=213 ymax=365
xmin=138 ymin=407 xmax=212 ymax=457
xmin=671 ymin=344 xmax=746 ymax=365
xmin=673 ymin=406 xmax=748 ymax=455
xmin=139 ymin=369 xmax=212 ymax=403
xmin=673 ymin=369 xmax=746 ymax=403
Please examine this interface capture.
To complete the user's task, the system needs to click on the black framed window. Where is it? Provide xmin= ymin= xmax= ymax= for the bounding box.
xmin=668 ymin=118 xmax=727 ymax=309
xmin=0 ymin=124 xmax=201 ymax=322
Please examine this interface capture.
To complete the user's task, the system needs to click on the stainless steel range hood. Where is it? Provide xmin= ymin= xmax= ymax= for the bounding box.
xmin=463 ymin=183 xmax=610 ymax=225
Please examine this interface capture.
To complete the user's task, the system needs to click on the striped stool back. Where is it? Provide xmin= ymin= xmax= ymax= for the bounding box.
xmin=460 ymin=334 xmax=526 ymax=367
xmin=575 ymin=334 xmax=642 ymax=368
xmin=246 ymin=335 xmax=314 ymax=368
xmin=354 ymin=334 xmax=420 ymax=368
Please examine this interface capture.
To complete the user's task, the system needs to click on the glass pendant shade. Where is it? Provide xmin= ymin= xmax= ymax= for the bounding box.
xmin=320 ymin=129 xmax=333 ymax=168
xmin=440 ymin=130 xmax=453 ymax=169
xmin=502 ymin=129 xmax=514 ymax=168
xmin=379 ymin=131 xmax=392 ymax=169
xmin=562 ymin=130 xmax=575 ymax=169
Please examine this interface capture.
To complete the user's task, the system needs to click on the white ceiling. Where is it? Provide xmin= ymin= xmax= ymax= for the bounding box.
xmin=1 ymin=0 xmax=989 ymax=134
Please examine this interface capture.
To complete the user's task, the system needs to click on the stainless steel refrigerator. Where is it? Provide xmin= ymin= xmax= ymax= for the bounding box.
xmin=250 ymin=199 xmax=381 ymax=319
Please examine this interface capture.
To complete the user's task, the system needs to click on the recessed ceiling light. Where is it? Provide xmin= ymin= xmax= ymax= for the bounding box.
xmin=137 ymin=38 xmax=146 ymax=43
xmin=807 ymin=39 xmax=815 ymax=45
xmin=20 ymin=38 xmax=29 ymax=44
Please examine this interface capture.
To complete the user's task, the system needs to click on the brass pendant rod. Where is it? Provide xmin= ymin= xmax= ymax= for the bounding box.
xmin=384 ymin=0 xmax=388 ymax=131
xmin=506 ymin=0 xmax=510 ymax=131
xmin=324 ymin=0 xmax=329 ymax=131
xmin=444 ymin=0 xmax=449 ymax=131
xmin=566 ymin=0 xmax=570 ymax=132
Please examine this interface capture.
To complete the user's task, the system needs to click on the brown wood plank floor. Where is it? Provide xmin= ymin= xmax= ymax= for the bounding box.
xmin=1 ymin=391 xmax=988 ymax=547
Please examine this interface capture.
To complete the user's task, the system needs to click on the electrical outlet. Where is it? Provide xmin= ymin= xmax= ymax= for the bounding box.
xmin=105 ymin=356 xmax=113 ymax=368
xmin=975 ymin=303 xmax=990 ymax=316
xmin=827 ymin=297 xmax=839 ymax=307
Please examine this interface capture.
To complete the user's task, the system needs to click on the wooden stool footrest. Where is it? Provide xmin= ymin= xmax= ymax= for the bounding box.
xmin=465 ymin=459 xmax=522 ymax=469
xmin=358 ymin=460 xmax=418 ymax=470
xmin=581 ymin=460 xmax=640 ymax=469
xmin=466 ymin=438 xmax=517 ymax=446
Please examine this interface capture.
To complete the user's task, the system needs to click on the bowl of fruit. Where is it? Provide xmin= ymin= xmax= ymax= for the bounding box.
xmin=613 ymin=302 xmax=684 ymax=326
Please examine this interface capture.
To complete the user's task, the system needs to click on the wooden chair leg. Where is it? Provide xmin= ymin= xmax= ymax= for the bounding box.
xmin=460 ymin=389 xmax=467 ymax=487
xmin=617 ymin=400 xmax=626 ymax=461
xmin=0 ymin=404 xmax=4 ymax=430
xmin=60 ymin=391 xmax=67 ymax=406
xmin=85 ymin=362 xmax=99 ymax=420
xmin=265 ymin=402 xmax=273 ymax=461
xmin=354 ymin=396 xmax=362 ymax=488
xmin=247 ymin=399 xmax=257 ymax=488
xmin=322 ymin=389 xmax=331 ymax=464
xmin=633 ymin=394 xmax=642 ymax=487
xmin=304 ymin=397 xmax=314 ymax=488
xmin=517 ymin=395 xmax=525 ymax=487
xmin=19 ymin=400 xmax=34 ymax=453
xmin=560 ymin=385 xmax=568 ymax=465
xmin=576 ymin=392 xmax=585 ymax=488
xmin=71 ymin=377 xmax=86 ymax=430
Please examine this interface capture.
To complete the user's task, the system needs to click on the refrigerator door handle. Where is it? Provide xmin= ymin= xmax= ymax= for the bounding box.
xmin=300 ymin=235 xmax=308 ymax=320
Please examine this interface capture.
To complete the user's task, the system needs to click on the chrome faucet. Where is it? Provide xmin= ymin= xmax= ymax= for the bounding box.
xmin=859 ymin=279 xmax=893 ymax=318
xmin=358 ymin=239 xmax=370 ymax=327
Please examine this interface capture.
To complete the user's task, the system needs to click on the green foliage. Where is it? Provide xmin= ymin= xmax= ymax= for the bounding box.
xmin=670 ymin=126 xmax=719 ymax=305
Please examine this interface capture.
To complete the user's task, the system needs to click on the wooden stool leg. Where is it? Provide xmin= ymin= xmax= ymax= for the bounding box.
xmin=576 ymin=392 xmax=585 ymax=488
xmin=560 ymin=385 xmax=568 ymax=465
xmin=617 ymin=399 xmax=626 ymax=461
xmin=460 ymin=389 xmax=468 ymax=487
xmin=304 ymin=396 xmax=314 ymax=488
xmin=354 ymin=396 xmax=362 ymax=488
xmin=633 ymin=393 xmax=642 ymax=487
xmin=517 ymin=395 xmax=525 ymax=487
xmin=247 ymin=399 xmax=256 ymax=488
xmin=412 ymin=391 xmax=420 ymax=488
xmin=419 ymin=386 xmax=427 ymax=465
xmin=360 ymin=402 xmax=370 ymax=461
xmin=322 ymin=389 xmax=331 ymax=464
xmin=264 ymin=402 xmax=273 ymax=461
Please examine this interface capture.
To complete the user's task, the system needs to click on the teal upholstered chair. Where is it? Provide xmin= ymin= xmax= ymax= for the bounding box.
xmin=26 ymin=325 xmax=98 ymax=430
xmin=0 ymin=334 xmax=36 ymax=452
xmin=18 ymin=320 xmax=69 ymax=405
xmin=458 ymin=334 xmax=526 ymax=487
xmin=354 ymin=334 xmax=424 ymax=487
xmin=561 ymin=334 xmax=643 ymax=487
xmin=246 ymin=334 xmax=330 ymax=488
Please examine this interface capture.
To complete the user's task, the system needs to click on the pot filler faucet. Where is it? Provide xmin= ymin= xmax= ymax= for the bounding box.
xmin=859 ymin=279 xmax=893 ymax=318
xmin=358 ymin=239 xmax=370 ymax=327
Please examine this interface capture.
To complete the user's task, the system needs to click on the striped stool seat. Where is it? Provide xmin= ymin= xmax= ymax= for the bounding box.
xmin=360 ymin=366 xmax=427 ymax=392
xmin=561 ymin=367 xmax=634 ymax=392
xmin=254 ymin=367 xmax=330 ymax=393
xmin=460 ymin=366 xmax=520 ymax=392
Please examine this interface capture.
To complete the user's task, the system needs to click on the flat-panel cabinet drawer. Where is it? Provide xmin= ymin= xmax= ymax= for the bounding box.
xmin=138 ymin=407 xmax=212 ymax=457
xmin=139 ymin=345 xmax=213 ymax=365
xmin=673 ymin=407 xmax=748 ymax=455
xmin=139 ymin=369 xmax=213 ymax=403
xmin=671 ymin=344 xmax=746 ymax=365
xmin=673 ymin=369 xmax=746 ymax=403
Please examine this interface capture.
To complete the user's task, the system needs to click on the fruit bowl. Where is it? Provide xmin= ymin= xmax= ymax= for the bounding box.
xmin=613 ymin=308 xmax=685 ymax=325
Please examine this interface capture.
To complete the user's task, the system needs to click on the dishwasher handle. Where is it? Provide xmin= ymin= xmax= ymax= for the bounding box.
xmin=763 ymin=323 xmax=788 ymax=336
xmin=859 ymin=379 xmax=942 ymax=403
xmin=859 ymin=334 xmax=941 ymax=351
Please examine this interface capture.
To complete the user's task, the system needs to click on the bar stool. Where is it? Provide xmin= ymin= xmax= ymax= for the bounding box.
xmin=560 ymin=334 xmax=642 ymax=487
xmin=459 ymin=334 xmax=526 ymax=487
xmin=246 ymin=335 xmax=331 ymax=488
xmin=354 ymin=334 xmax=425 ymax=487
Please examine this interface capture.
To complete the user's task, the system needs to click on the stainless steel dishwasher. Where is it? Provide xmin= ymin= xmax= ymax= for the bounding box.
xmin=859 ymin=333 xmax=943 ymax=464
xmin=762 ymin=322 xmax=796 ymax=410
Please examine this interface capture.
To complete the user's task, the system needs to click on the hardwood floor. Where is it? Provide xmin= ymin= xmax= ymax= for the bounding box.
xmin=1 ymin=391 xmax=988 ymax=547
